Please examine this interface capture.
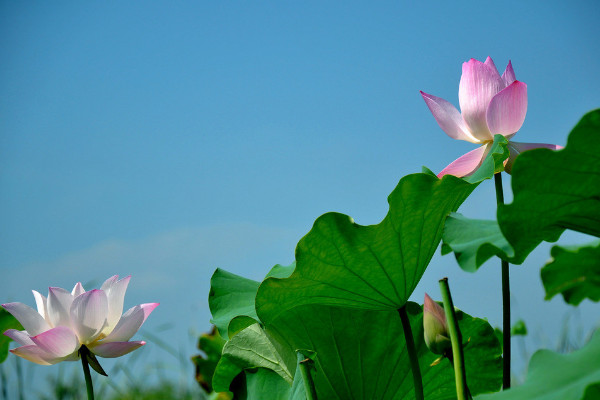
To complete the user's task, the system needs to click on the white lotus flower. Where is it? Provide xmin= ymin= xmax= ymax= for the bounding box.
xmin=2 ymin=275 xmax=158 ymax=366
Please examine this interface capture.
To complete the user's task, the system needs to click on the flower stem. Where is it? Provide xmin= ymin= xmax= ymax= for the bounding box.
xmin=297 ymin=352 xmax=318 ymax=400
xmin=439 ymin=278 xmax=471 ymax=400
xmin=80 ymin=346 xmax=95 ymax=400
xmin=398 ymin=305 xmax=424 ymax=400
xmin=494 ymin=172 xmax=511 ymax=389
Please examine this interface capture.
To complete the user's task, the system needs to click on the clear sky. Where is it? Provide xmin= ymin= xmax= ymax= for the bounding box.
xmin=1 ymin=0 xmax=599 ymax=393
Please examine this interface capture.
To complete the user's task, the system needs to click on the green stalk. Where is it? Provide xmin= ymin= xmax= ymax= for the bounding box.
xmin=80 ymin=346 xmax=95 ymax=400
xmin=297 ymin=352 xmax=318 ymax=400
xmin=398 ymin=306 xmax=424 ymax=400
xmin=494 ymin=172 xmax=511 ymax=389
xmin=439 ymin=278 xmax=470 ymax=400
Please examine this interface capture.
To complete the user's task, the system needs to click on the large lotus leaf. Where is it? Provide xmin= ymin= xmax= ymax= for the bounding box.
xmin=476 ymin=329 xmax=600 ymax=400
xmin=0 ymin=308 xmax=23 ymax=363
xmin=257 ymin=177 xmax=492 ymax=325
xmin=497 ymin=109 xmax=600 ymax=259
xmin=209 ymin=264 xmax=295 ymax=340
xmin=541 ymin=241 xmax=600 ymax=305
xmin=441 ymin=213 xmax=516 ymax=272
xmin=265 ymin=302 xmax=502 ymax=399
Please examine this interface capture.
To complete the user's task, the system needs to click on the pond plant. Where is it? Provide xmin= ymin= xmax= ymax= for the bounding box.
xmin=3 ymin=57 xmax=599 ymax=400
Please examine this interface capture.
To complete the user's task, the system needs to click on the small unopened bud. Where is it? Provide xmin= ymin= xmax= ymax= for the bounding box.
xmin=423 ymin=293 xmax=451 ymax=355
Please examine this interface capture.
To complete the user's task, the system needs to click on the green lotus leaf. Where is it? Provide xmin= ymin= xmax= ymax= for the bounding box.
xmin=476 ymin=329 xmax=600 ymax=400
xmin=497 ymin=109 xmax=600 ymax=259
xmin=266 ymin=302 xmax=502 ymax=399
xmin=541 ymin=241 xmax=600 ymax=305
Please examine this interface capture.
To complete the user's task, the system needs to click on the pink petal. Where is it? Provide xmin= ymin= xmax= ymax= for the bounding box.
xmin=484 ymin=56 xmax=500 ymax=77
xmin=10 ymin=345 xmax=53 ymax=365
xmin=4 ymin=329 xmax=34 ymax=346
xmin=104 ymin=303 xmax=159 ymax=342
xmin=2 ymin=303 xmax=50 ymax=336
xmin=437 ymin=145 xmax=489 ymax=178
xmin=47 ymin=287 xmax=75 ymax=328
xmin=30 ymin=326 xmax=79 ymax=358
xmin=102 ymin=276 xmax=131 ymax=335
xmin=505 ymin=141 xmax=564 ymax=173
xmin=10 ymin=344 xmax=78 ymax=365
xmin=501 ymin=60 xmax=516 ymax=87
xmin=32 ymin=290 xmax=48 ymax=322
xmin=71 ymin=282 xmax=85 ymax=297
xmin=89 ymin=340 xmax=145 ymax=358
xmin=420 ymin=91 xmax=481 ymax=143
xmin=424 ymin=294 xmax=447 ymax=329
xmin=70 ymin=289 xmax=108 ymax=344
xmin=459 ymin=59 xmax=504 ymax=142
xmin=486 ymin=81 xmax=527 ymax=137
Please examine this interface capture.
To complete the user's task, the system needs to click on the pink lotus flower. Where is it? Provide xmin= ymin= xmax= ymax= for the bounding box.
xmin=421 ymin=57 xmax=561 ymax=177
xmin=2 ymin=275 xmax=158 ymax=366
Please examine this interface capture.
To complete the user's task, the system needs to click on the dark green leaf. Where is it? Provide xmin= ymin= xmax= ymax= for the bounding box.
xmin=476 ymin=329 xmax=600 ymax=400
xmin=266 ymin=302 xmax=502 ymax=399
xmin=541 ymin=241 xmax=600 ymax=305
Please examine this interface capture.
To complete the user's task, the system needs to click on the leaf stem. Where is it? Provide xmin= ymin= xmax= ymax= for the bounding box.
xmin=494 ymin=172 xmax=511 ymax=389
xmin=439 ymin=278 xmax=470 ymax=400
xmin=80 ymin=346 xmax=95 ymax=400
xmin=398 ymin=305 xmax=424 ymax=400
xmin=297 ymin=352 xmax=318 ymax=400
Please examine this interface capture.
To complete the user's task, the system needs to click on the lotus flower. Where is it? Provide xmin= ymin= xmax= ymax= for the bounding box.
xmin=423 ymin=293 xmax=451 ymax=355
xmin=421 ymin=57 xmax=561 ymax=177
xmin=1 ymin=275 xmax=158 ymax=366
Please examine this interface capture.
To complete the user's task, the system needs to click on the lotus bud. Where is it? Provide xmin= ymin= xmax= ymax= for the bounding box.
xmin=423 ymin=293 xmax=451 ymax=355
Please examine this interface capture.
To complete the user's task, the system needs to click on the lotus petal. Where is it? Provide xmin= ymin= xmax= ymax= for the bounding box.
xmin=89 ymin=340 xmax=145 ymax=358
xmin=104 ymin=303 xmax=159 ymax=342
xmin=2 ymin=303 xmax=50 ymax=336
xmin=70 ymin=290 xmax=108 ymax=344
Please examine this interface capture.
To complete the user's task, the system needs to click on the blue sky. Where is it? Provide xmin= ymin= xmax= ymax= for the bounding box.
xmin=1 ymin=0 xmax=599 ymax=393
